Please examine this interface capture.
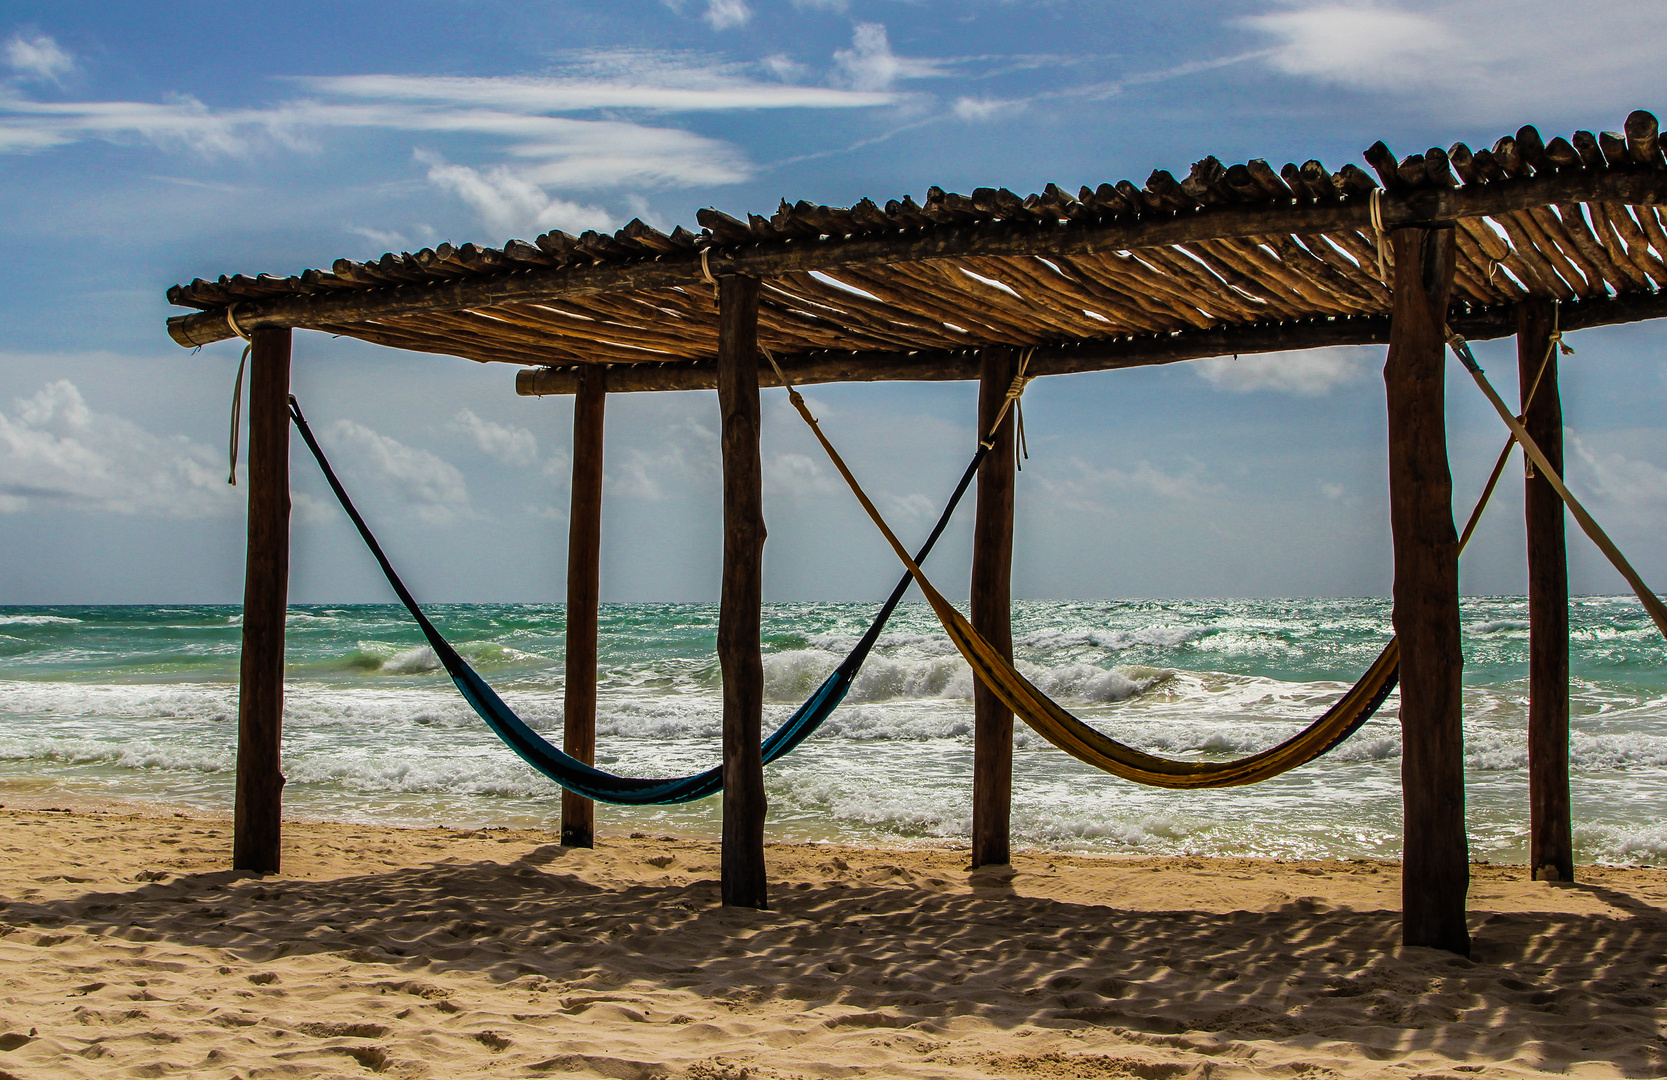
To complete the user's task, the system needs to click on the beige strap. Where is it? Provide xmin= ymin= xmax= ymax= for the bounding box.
xmin=1448 ymin=331 xmax=1667 ymax=639
xmin=225 ymin=302 xmax=251 ymax=342
xmin=699 ymin=248 xmax=719 ymax=305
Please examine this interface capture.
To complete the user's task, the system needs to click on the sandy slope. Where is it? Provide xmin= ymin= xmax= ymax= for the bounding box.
xmin=0 ymin=807 xmax=1664 ymax=1079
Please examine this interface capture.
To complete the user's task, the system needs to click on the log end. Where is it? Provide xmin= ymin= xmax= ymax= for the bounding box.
xmin=168 ymin=311 xmax=236 ymax=348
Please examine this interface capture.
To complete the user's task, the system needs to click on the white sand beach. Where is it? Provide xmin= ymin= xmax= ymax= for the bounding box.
xmin=1 ymin=805 xmax=1663 ymax=1079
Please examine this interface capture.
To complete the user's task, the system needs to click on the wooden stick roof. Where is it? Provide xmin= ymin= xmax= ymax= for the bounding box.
xmin=166 ymin=110 xmax=1667 ymax=393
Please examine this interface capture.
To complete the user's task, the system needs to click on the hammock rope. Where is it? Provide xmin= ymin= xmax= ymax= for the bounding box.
xmin=770 ymin=346 xmax=1542 ymax=788
xmin=286 ymin=393 xmax=988 ymax=804
xmin=1446 ymin=329 xmax=1667 ymax=639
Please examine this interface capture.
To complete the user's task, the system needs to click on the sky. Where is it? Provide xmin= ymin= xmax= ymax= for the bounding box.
xmin=1 ymin=0 xmax=1666 ymax=605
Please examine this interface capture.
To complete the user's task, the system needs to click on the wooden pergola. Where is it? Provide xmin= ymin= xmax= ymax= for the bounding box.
xmin=168 ymin=109 xmax=1667 ymax=956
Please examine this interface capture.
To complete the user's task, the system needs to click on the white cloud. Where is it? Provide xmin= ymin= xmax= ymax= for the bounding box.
xmin=0 ymin=47 xmax=897 ymax=233
xmin=1041 ymin=456 xmax=1221 ymax=512
xmin=704 ymin=0 xmax=752 ymax=30
xmin=764 ymin=451 xmax=839 ymax=499
xmin=5 ymin=32 xmax=73 ymax=84
xmin=952 ymin=96 xmax=1020 ymax=122
xmin=1246 ymin=5 xmax=1457 ymax=86
xmin=0 ymin=380 xmax=234 ymax=517
xmin=1241 ymin=1 xmax=1667 ymax=122
xmin=419 ymin=153 xmax=615 ymax=237
xmin=833 ymin=24 xmax=945 ymax=92
xmin=1570 ymin=433 xmax=1667 ymax=509
xmin=321 ymin=419 xmax=471 ymax=525
xmin=1193 ymin=346 xmax=1378 ymax=396
xmin=449 ymin=409 xmax=540 ymax=467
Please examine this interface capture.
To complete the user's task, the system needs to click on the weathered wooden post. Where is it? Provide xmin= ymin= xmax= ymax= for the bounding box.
xmin=1518 ymin=299 xmax=1573 ymax=883
xmin=717 ymin=275 xmax=769 ymax=908
xmin=561 ymin=366 xmax=607 ymax=848
xmin=971 ymin=345 xmax=1017 ymax=868
xmin=1384 ymin=226 xmax=1469 ymax=954
xmin=233 ymin=326 xmax=292 ymax=874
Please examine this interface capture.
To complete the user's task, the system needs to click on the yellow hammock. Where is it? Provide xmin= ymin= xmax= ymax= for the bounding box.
xmin=763 ymin=320 xmax=1594 ymax=789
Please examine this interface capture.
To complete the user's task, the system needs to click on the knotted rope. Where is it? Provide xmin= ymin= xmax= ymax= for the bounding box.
xmin=980 ymin=348 xmax=1034 ymax=471
xmin=225 ymin=304 xmax=252 ymax=486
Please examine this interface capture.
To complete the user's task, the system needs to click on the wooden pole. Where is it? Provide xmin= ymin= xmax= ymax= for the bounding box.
xmin=561 ymin=366 xmax=606 ymax=848
xmin=1384 ymin=226 xmax=1469 ymax=954
xmin=1518 ymin=299 xmax=1574 ymax=883
xmin=717 ymin=274 xmax=769 ymax=909
xmin=971 ymin=346 xmax=1017 ymax=868
xmin=233 ymin=326 xmax=292 ymax=874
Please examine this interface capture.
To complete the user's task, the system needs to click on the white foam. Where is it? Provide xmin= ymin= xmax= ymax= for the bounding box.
xmin=0 ymin=614 xmax=81 ymax=625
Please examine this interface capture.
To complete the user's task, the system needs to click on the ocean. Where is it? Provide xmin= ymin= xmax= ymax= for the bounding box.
xmin=1 ymin=598 xmax=1663 ymax=864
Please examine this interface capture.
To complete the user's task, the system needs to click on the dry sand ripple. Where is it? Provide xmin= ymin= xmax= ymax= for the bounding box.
xmin=0 ymin=808 xmax=1664 ymax=1078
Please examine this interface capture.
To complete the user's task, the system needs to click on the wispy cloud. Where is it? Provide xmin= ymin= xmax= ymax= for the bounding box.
xmin=704 ymin=0 xmax=753 ymax=30
xmin=0 ymin=380 xmax=232 ymax=517
xmin=833 ymin=24 xmax=946 ymax=92
xmin=4 ymin=32 xmax=74 ymax=85
xmin=1194 ymin=346 xmax=1379 ymax=396
xmin=322 ymin=419 xmax=471 ymax=525
xmin=0 ymin=47 xmax=900 ymax=235
xmin=449 ymin=409 xmax=540 ymax=468
xmin=1240 ymin=1 xmax=1667 ymax=122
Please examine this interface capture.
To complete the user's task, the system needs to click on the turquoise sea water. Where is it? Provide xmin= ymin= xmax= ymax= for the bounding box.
xmin=0 ymin=598 xmax=1663 ymax=863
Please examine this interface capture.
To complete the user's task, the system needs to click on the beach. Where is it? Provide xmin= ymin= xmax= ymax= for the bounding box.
xmin=2 ymin=805 xmax=1664 ymax=1079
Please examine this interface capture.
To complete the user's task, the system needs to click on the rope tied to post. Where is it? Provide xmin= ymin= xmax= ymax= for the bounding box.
xmin=982 ymin=348 xmax=1034 ymax=471
xmin=1368 ymin=187 xmax=1388 ymax=283
xmin=699 ymin=248 xmax=719 ymax=305
xmin=225 ymin=304 xmax=252 ymax=486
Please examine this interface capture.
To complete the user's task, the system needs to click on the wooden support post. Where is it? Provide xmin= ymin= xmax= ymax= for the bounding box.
xmin=971 ymin=346 xmax=1017 ymax=868
xmin=561 ymin=366 xmax=607 ymax=848
xmin=1384 ymin=226 xmax=1469 ymax=954
xmin=717 ymin=275 xmax=769 ymax=909
xmin=1518 ymin=299 xmax=1574 ymax=883
xmin=233 ymin=327 xmax=292 ymax=874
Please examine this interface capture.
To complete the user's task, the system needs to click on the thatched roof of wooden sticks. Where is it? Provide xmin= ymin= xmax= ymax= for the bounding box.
xmin=166 ymin=110 xmax=1667 ymax=394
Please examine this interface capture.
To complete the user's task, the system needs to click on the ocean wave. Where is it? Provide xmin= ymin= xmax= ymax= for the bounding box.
xmin=0 ymin=615 xmax=82 ymax=626
xmin=284 ymin=751 xmax=551 ymax=798
xmin=0 ymin=735 xmax=229 ymax=773
xmin=1471 ymin=619 xmax=1530 ymax=634
xmin=1575 ymin=821 xmax=1667 ymax=864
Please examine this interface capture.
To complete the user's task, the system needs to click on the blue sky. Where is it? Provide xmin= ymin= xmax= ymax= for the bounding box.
xmin=1 ymin=0 xmax=1665 ymax=604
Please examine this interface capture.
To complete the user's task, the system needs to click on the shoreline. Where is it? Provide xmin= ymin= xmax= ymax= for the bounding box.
xmin=3 ymin=806 xmax=1665 ymax=1078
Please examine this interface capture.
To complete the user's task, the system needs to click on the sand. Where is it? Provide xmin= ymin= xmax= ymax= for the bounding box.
xmin=0 ymin=807 xmax=1664 ymax=1079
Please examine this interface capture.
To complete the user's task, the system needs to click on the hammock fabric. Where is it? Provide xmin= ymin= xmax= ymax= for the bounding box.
xmin=774 ymin=382 xmax=1401 ymax=789
xmin=287 ymin=395 xmax=986 ymax=805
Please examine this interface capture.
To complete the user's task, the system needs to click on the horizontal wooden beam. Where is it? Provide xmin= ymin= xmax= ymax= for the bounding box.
xmin=170 ymin=170 xmax=1667 ymax=349
xmin=514 ymin=289 xmax=1667 ymax=395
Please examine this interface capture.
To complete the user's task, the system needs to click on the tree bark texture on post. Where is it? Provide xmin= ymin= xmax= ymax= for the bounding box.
xmin=970 ymin=346 xmax=1017 ymax=868
xmin=561 ymin=365 xmax=607 ymax=848
xmin=1518 ymin=299 xmax=1574 ymax=883
xmin=1384 ymin=226 xmax=1470 ymax=954
xmin=717 ymin=275 xmax=769 ymax=909
xmin=233 ymin=326 xmax=292 ymax=874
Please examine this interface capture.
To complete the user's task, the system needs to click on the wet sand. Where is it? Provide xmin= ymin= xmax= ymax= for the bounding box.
xmin=1 ymin=806 xmax=1664 ymax=1078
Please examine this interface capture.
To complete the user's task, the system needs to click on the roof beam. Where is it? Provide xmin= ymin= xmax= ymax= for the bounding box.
xmin=169 ymin=170 xmax=1667 ymax=349
xmin=513 ymin=289 xmax=1667 ymax=395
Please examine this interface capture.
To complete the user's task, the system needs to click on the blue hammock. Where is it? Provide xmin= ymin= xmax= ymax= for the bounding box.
xmin=287 ymin=395 xmax=985 ymax=805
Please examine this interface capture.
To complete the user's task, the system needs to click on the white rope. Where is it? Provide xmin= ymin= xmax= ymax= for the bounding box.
xmin=226 ymin=304 xmax=252 ymax=486
xmin=1368 ymin=187 xmax=1388 ymax=283
xmin=699 ymin=248 xmax=719 ymax=305
xmin=982 ymin=349 xmax=1034 ymax=470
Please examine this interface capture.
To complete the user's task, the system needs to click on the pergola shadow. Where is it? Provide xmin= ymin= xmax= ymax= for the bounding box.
xmin=8 ymin=847 xmax=1666 ymax=1075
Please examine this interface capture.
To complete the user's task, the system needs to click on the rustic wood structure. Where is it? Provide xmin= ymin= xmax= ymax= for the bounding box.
xmin=560 ymin=366 xmax=606 ymax=848
xmin=170 ymin=110 xmax=1667 ymax=939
